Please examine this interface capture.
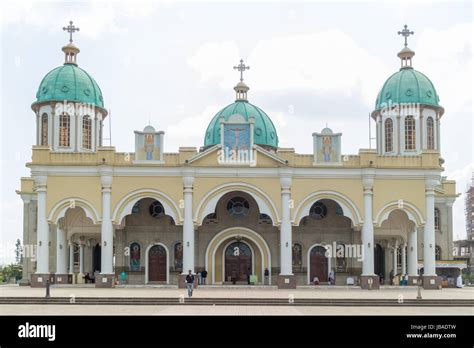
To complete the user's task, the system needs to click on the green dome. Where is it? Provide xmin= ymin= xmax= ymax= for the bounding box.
xmin=375 ymin=68 xmax=440 ymax=111
xmin=204 ymin=101 xmax=279 ymax=148
xmin=33 ymin=64 xmax=104 ymax=109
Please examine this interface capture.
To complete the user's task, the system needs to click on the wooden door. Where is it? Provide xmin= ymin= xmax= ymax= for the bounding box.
xmin=148 ymin=245 xmax=166 ymax=282
xmin=225 ymin=242 xmax=252 ymax=282
xmin=310 ymin=246 xmax=328 ymax=282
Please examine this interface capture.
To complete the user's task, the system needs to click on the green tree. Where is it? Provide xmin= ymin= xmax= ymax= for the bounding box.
xmin=1 ymin=263 xmax=22 ymax=283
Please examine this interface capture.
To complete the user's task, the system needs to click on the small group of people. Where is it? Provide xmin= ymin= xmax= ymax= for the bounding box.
xmin=196 ymin=269 xmax=208 ymax=285
xmin=185 ymin=269 xmax=208 ymax=297
xmin=83 ymin=272 xmax=95 ymax=283
xmin=313 ymin=269 xmax=336 ymax=286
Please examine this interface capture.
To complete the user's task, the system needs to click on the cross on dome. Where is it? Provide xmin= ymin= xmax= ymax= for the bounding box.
xmin=398 ymin=24 xmax=414 ymax=47
xmin=233 ymin=59 xmax=250 ymax=82
xmin=63 ymin=21 xmax=80 ymax=43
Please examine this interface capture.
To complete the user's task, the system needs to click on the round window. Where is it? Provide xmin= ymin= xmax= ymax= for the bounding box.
xmin=84 ymin=89 xmax=91 ymax=96
xmin=255 ymin=128 xmax=262 ymax=136
xmin=405 ymin=88 xmax=413 ymax=96
xmin=227 ymin=197 xmax=250 ymax=218
xmin=310 ymin=201 xmax=327 ymax=220
xmin=61 ymin=85 xmax=69 ymax=93
xmin=149 ymin=200 xmax=165 ymax=218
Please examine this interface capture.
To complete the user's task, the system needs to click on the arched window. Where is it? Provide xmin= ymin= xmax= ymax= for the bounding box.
xmin=82 ymin=115 xmax=92 ymax=149
xmin=41 ymin=113 xmax=48 ymax=146
xmin=426 ymin=117 xmax=435 ymax=150
xmin=404 ymin=116 xmax=416 ymax=150
xmin=435 ymin=245 xmax=441 ymax=260
xmin=384 ymin=118 xmax=393 ymax=152
xmin=434 ymin=208 xmax=440 ymax=232
xmin=59 ymin=113 xmax=70 ymax=147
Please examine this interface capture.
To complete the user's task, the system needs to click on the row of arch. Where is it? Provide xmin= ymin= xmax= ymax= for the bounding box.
xmin=47 ymin=184 xmax=427 ymax=229
xmin=384 ymin=115 xmax=435 ymax=152
xmin=41 ymin=113 xmax=93 ymax=149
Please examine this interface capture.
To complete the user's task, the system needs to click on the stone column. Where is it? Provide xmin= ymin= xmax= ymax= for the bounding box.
xmin=360 ymin=173 xmax=379 ymax=289
xmin=392 ymin=240 xmax=398 ymax=275
xmin=97 ymin=168 xmax=115 ymax=287
xmin=79 ymin=243 xmax=84 ymax=274
xmin=407 ymin=227 xmax=418 ymax=285
xmin=182 ymin=174 xmax=195 ymax=273
xmin=423 ymin=177 xmax=440 ymax=289
xmin=401 ymin=243 xmax=407 ymax=276
xmin=31 ymin=175 xmax=50 ymax=287
xmin=69 ymin=242 xmax=74 ymax=274
xmin=55 ymin=224 xmax=68 ymax=283
xmin=277 ymin=171 xmax=295 ymax=289
xmin=19 ymin=194 xmax=32 ymax=286
xmin=179 ymin=171 xmax=196 ymax=289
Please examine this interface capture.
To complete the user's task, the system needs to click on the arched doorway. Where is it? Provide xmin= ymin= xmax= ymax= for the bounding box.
xmin=148 ymin=244 xmax=167 ymax=282
xmin=309 ymin=245 xmax=328 ymax=283
xmin=224 ymin=241 xmax=252 ymax=283
xmin=374 ymin=244 xmax=385 ymax=277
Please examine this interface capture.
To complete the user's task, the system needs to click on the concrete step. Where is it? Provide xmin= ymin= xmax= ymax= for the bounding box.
xmin=0 ymin=297 xmax=472 ymax=307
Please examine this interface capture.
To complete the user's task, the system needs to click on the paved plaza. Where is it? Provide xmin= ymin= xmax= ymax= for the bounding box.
xmin=0 ymin=285 xmax=472 ymax=315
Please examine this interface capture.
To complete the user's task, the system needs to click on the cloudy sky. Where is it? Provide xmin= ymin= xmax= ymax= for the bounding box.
xmin=0 ymin=0 xmax=472 ymax=264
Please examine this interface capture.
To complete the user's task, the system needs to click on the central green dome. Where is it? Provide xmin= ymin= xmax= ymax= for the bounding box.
xmin=204 ymin=100 xmax=279 ymax=148
xmin=33 ymin=64 xmax=104 ymax=109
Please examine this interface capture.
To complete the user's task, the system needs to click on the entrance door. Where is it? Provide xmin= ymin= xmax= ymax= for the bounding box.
xmin=225 ymin=242 xmax=252 ymax=282
xmin=148 ymin=245 xmax=167 ymax=282
xmin=310 ymin=246 xmax=328 ymax=282
xmin=374 ymin=244 xmax=385 ymax=277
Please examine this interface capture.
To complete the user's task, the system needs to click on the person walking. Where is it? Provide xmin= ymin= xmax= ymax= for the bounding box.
xmin=246 ymin=267 xmax=251 ymax=285
xmin=197 ymin=271 xmax=202 ymax=285
xmin=185 ymin=270 xmax=195 ymax=297
xmin=201 ymin=269 xmax=208 ymax=285
xmin=264 ymin=268 xmax=270 ymax=285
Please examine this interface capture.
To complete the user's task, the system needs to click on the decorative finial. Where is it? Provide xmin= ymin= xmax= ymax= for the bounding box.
xmin=63 ymin=21 xmax=80 ymax=43
xmin=233 ymin=59 xmax=250 ymax=82
xmin=398 ymin=24 xmax=414 ymax=47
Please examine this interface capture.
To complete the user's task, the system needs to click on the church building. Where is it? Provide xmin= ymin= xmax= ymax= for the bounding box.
xmin=17 ymin=23 xmax=461 ymax=289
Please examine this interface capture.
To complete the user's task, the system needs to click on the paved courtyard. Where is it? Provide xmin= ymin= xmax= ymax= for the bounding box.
xmin=0 ymin=285 xmax=472 ymax=315
xmin=1 ymin=284 xmax=473 ymax=299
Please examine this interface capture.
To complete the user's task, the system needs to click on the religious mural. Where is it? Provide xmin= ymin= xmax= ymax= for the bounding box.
xmin=292 ymin=243 xmax=302 ymax=270
xmin=130 ymin=242 xmax=141 ymax=271
xmin=174 ymin=243 xmax=183 ymax=272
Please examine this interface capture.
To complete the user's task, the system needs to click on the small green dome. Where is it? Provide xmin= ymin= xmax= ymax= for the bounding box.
xmin=204 ymin=101 xmax=279 ymax=148
xmin=33 ymin=64 xmax=104 ymax=109
xmin=375 ymin=68 xmax=440 ymax=111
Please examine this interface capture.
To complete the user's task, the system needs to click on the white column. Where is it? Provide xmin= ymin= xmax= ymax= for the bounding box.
xmin=55 ymin=225 xmax=68 ymax=274
xmin=401 ymin=243 xmax=407 ymax=275
xmin=392 ymin=240 xmax=398 ymax=274
xmin=423 ymin=178 xmax=438 ymax=276
xmin=182 ymin=173 xmax=195 ymax=274
xmin=361 ymin=174 xmax=375 ymax=275
xmin=100 ymin=169 xmax=114 ymax=274
xmin=69 ymin=242 xmax=74 ymax=274
xmin=407 ymin=228 xmax=418 ymax=276
xmin=279 ymin=173 xmax=293 ymax=275
xmin=79 ymin=243 xmax=84 ymax=274
xmin=35 ymin=175 xmax=49 ymax=274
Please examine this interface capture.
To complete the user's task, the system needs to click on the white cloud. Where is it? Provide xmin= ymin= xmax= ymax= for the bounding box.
xmin=165 ymin=104 xmax=220 ymax=151
xmin=187 ymin=41 xmax=241 ymax=88
xmin=0 ymin=0 xmax=161 ymax=39
xmin=188 ymin=31 xmax=392 ymax=108
xmin=416 ymin=23 xmax=473 ymax=114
